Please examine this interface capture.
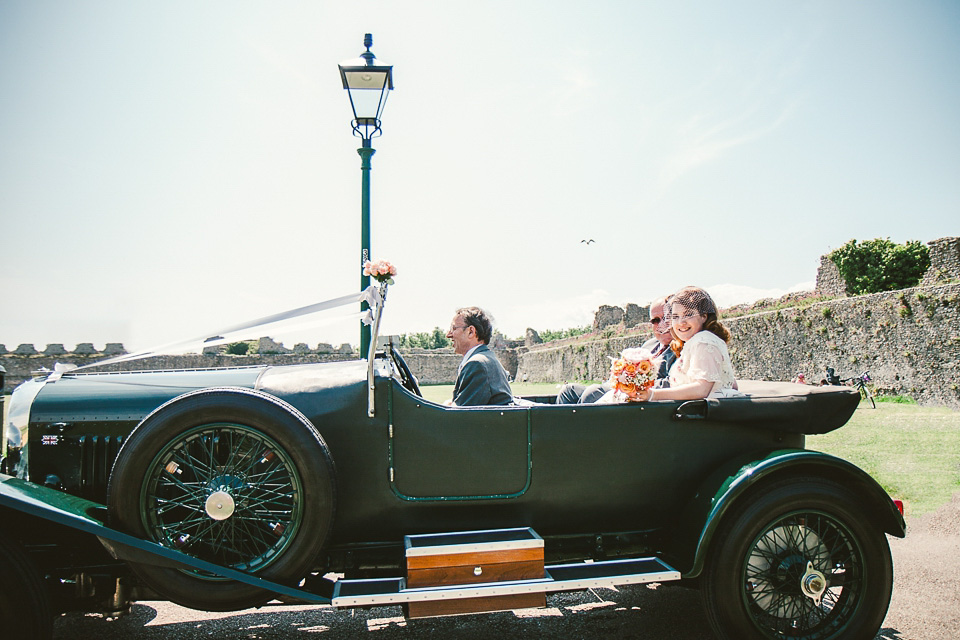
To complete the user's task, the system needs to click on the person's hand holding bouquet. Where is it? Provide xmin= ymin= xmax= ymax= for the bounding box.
xmin=609 ymin=348 xmax=657 ymax=402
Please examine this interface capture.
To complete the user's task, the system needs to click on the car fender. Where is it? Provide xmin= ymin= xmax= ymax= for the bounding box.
xmin=668 ymin=449 xmax=906 ymax=578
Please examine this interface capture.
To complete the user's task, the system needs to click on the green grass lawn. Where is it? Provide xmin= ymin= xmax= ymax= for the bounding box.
xmin=420 ymin=385 xmax=959 ymax=519
xmin=807 ymin=402 xmax=960 ymax=518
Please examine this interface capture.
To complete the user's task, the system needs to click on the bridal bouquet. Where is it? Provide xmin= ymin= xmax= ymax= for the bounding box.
xmin=363 ymin=259 xmax=397 ymax=284
xmin=609 ymin=348 xmax=657 ymax=399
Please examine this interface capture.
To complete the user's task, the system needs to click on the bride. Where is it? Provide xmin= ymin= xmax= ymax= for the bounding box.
xmin=602 ymin=286 xmax=740 ymax=403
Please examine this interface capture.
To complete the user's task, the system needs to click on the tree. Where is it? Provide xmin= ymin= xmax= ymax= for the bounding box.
xmin=829 ymin=238 xmax=930 ymax=295
xmin=429 ymin=327 xmax=449 ymax=349
xmin=397 ymin=328 xmax=450 ymax=350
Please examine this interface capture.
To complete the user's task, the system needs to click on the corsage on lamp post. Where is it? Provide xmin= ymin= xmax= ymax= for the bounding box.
xmin=339 ymin=33 xmax=394 ymax=357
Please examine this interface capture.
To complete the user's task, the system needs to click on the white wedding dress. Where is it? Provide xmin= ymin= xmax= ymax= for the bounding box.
xmin=669 ymin=330 xmax=740 ymax=397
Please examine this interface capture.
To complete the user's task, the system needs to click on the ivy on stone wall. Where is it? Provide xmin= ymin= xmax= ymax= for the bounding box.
xmin=226 ymin=341 xmax=251 ymax=355
xmin=829 ymin=238 xmax=930 ymax=295
xmin=537 ymin=326 xmax=591 ymax=342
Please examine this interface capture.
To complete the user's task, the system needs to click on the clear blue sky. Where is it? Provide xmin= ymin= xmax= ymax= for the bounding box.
xmin=1 ymin=1 xmax=957 ymax=351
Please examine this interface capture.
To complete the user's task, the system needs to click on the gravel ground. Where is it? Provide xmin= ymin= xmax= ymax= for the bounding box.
xmin=54 ymin=494 xmax=960 ymax=640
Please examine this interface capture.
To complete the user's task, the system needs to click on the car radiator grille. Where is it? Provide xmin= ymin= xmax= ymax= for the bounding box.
xmin=78 ymin=435 xmax=124 ymax=501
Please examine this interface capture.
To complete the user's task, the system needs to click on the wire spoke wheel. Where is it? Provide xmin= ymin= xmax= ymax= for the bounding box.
xmin=702 ymin=477 xmax=893 ymax=640
xmin=108 ymin=389 xmax=335 ymax=611
xmin=143 ymin=424 xmax=301 ymax=576
xmin=742 ymin=511 xmax=863 ymax=639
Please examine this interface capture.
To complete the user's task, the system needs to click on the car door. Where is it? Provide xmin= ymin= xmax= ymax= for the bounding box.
xmin=389 ymin=389 xmax=531 ymax=501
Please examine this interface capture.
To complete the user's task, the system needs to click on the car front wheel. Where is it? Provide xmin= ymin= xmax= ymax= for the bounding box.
xmin=702 ymin=477 xmax=893 ymax=640
xmin=0 ymin=532 xmax=53 ymax=640
xmin=107 ymin=388 xmax=336 ymax=611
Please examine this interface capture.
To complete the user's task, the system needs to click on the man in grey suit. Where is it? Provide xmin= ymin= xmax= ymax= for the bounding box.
xmin=445 ymin=306 xmax=513 ymax=406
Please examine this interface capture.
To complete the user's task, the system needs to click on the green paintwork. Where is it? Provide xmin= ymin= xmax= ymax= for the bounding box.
xmin=28 ymin=367 xmax=265 ymax=423
xmin=671 ymin=449 xmax=906 ymax=577
xmin=358 ymin=141 xmax=375 ymax=356
xmin=387 ymin=383 xmax=533 ymax=500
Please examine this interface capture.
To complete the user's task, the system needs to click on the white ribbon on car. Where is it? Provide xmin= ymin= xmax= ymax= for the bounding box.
xmin=54 ymin=286 xmax=384 ymax=378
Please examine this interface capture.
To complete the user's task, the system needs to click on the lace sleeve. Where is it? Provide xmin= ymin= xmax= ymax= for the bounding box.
xmin=682 ymin=341 xmax=726 ymax=383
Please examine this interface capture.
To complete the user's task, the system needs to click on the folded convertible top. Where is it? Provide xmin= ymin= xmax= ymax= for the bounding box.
xmin=674 ymin=380 xmax=862 ymax=435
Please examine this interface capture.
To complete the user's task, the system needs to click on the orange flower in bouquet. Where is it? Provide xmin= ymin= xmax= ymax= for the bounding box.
xmin=609 ymin=348 xmax=657 ymax=400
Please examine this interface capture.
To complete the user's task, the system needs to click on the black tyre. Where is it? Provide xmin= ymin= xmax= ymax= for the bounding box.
xmin=0 ymin=531 xmax=53 ymax=640
xmin=107 ymin=388 xmax=336 ymax=611
xmin=702 ymin=477 xmax=893 ymax=640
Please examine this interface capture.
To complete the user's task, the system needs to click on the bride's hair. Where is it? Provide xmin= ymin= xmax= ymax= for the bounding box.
xmin=666 ymin=286 xmax=731 ymax=357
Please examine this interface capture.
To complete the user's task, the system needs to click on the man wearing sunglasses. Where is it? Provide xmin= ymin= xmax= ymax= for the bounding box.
xmin=557 ymin=297 xmax=676 ymax=404
xmin=642 ymin=297 xmax=678 ymax=380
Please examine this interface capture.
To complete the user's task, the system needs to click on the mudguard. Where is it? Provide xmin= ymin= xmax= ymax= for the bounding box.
xmin=0 ymin=473 xmax=329 ymax=604
xmin=667 ymin=449 xmax=906 ymax=577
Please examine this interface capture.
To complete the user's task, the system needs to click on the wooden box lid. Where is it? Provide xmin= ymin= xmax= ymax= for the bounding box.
xmin=405 ymin=527 xmax=543 ymax=565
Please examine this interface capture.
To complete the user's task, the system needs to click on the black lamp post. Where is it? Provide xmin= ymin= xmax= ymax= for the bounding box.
xmin=339 ymin=34 xmax=394 ymax=357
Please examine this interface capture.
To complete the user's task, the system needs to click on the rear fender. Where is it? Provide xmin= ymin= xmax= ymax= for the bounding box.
xmin=667 ymin=449 xmax=906 ymax=578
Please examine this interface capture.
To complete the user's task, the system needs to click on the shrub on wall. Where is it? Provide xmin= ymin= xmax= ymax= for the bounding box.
xmin=226 ymin=341 xmax=251 ymax=355
xmin=829 ymin=238 xmax=930 ymax=295
xmin=537 ymin=326 xmax=591 ymax=342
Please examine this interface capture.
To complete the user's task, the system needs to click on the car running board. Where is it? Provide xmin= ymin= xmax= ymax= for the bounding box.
xmin=331 ymin=557 xmax=681 ymax=609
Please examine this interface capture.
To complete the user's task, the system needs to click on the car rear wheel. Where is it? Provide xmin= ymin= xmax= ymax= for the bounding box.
xmin=107 ymin=388 xmax=336 ymax=611
xmin=702 ymin=477 xmax=893 ymax=640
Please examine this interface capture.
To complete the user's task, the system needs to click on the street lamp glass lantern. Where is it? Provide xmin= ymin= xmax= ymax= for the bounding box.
xmin=339 ymin=34 xmax=394 ymax=140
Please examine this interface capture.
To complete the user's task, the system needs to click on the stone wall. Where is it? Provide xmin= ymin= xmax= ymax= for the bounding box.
xmin=517 ymin=283 xmax=960 ymax=408
xmin=398 ymin=348 xmax=520 ymax=385
xmin=921 ymin=236 xmax=960 ymax=286
xmin=399 ymin=349 xmax=461 ymax=385
xmin=0 ymin=347 xmax=513 ymax=394
xmin=815 ymin=254 xmax=847 ymax=296
xmin=5 ymin=237 xmax=958 ymax=405
xmin=0 ymin=352 xmax=360 ymax=393
xmin=592 ymin=304 xmax=650 ymax=331
xmin=5 ymin=284 xmax=959 ymax=408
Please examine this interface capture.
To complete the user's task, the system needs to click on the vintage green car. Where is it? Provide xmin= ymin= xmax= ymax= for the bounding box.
xmin=0 ymin=293 xmax=904 ymax=640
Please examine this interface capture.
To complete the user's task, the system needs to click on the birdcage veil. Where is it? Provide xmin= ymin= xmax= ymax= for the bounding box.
xmin=664 ymin=286 xmax=731 ymax=344
xmin=663 ymin=286 xmax=718 ymax=330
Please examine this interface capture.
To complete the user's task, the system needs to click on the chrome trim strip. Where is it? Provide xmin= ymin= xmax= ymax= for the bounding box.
xmin=331 ymin=557 xmax=680 ymax=608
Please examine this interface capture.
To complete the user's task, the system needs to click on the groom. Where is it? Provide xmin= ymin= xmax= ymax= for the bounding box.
xmin=445 ymin=306 xmax=513 ymax=407
xmin=557 ymin=296 xmax=676 ymax=404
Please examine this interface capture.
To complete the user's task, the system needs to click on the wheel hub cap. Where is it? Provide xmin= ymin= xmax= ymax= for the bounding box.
xmin=800 ymin=561 xmax=827 ymax=606
xmin=205 ymin=490 xmax=236 ymax=520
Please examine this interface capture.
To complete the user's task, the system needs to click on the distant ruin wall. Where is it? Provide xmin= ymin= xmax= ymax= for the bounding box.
xmin=4 ymin=238 xmax=958 ymax=406
xmin=921 ymin=236 xmax=960 ymax=286
xmin=0 ymin=349 xmax=502 ymax=395
xmin=815 ymin=255 xmax=848 ymax=296
xmin=4 ymin=286 xmax=958 ymax=408
xmin=396 ymin=349 xmax=517 ymax=386
xmin=0 ymin=353 xmax=357 ymax=394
